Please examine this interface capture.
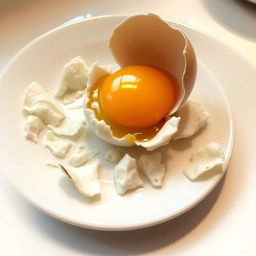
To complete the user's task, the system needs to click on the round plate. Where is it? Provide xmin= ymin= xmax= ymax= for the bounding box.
xmin=0 ymin=15 xmax=234 ymax=231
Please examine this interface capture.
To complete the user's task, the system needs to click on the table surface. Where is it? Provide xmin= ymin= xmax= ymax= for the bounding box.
xmin=0 ymin=0 xmax=256 ymax=255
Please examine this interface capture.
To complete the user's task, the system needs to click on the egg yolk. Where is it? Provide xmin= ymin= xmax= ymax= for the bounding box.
xmin=99 ymin=65 xmax=176 ymax=128
xmin=87 ymin=65 xmax=179 ymax=142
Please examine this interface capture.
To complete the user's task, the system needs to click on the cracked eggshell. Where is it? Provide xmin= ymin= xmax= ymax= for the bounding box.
xmin=136 ymin=116 xmax=180 ymax=151
xmin=174 ymin=99 xmax=210 ymax=140
xmin=84 ymin=15 xmax=197 ymax=150
xmin=138 ymin=152 xmax=166 ymax=188
xmin=113 ymin=154 xmax=143 ymax=196
xmin=60 ymin=161 xmax=101 ymax=198
xmin=84 ymin=63 xmax=132 ymax=147
xmin=24 ymin=115 xmax=45 ymax=143
xmin=184 ymin=143 xmax=225 ymax=180
xmin=109 ymin=13 xmax=197 ymax=114
xmin=23 ymin=82 xmax=65 ymax=126
xmin=48 ymin=112 xmax=85 ymax=137
xmin=84 ymin=64 xmax=181 ymax=150
xmin=104 ymin=148 xmax=124 ymax=163
xmin=69 ymin=146 xmax=98 ymax=167
xmin=44 ymin=131 xmax=72 ymax=158
xmin=55 ymin=56 xmax=88 ymax=104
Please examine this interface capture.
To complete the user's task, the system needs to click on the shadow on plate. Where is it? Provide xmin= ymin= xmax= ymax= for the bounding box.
xmin=24 ymin=174 xmax=226 ymax=255
xmin=203 ymin=0 xmax=256 ymax=40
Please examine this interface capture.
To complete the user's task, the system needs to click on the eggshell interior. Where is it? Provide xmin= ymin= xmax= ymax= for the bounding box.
xmin=109 ymin=13 xmax=197 ymax=114
xmin=84 ymin=14 xmax=198 ymax=150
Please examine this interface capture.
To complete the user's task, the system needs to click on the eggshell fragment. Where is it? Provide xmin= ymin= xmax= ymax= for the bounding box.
xmin=69 ymin=146 xmax=98 ymax=167
xmin=104 ymin=148 xmax=124 ymax=163
xmin=109 ymin=13 xmax=197 ymax=114
xmin=113 ymin=154 xmax=143 ymax=195
xmin=174 ymin=99 xmax=210 ymax=140
xmin=55 ymin=56 xmax=88 ymax=104
xmin=67 ymin=101 xmax=84 ymax=110
xmin=86 ymin=62 xmax=112 ymax=88
xmin=135 ymin=116 xmax=180 ymax=151
xmin=45 ymin=160 xmax=59 ymax=168
xmin=184 ymin=143 xmax=225 ymax=180
xmin=23 ymin=81 xmax=45 ymax=106
xmin=60 ymin=161 xmax=101 ymax=197
xmin=23 ymin=82 xmax=65 ymax=126
xmin=44 ymin=131 xmax=72 ymax=158
xmin=63 ymin=90 xmax=84 ymax=105
xmin=24 ymin=102 xmax=65 ymax=127
xmin=138 ymin=152 xmax=166 ymax=188
xmin=48 ymin=112 xmax=85 ymax=137
xmin=24 ymin=115 xmax=44 ymax=143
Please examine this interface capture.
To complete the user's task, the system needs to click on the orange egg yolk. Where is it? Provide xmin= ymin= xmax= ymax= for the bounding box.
xmin=100 ymin=65 xmax=176 ymax=127
xmin=87 ymin=65 xmax=179 ymax=142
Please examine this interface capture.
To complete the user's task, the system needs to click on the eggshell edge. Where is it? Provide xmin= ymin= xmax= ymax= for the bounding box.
xmin=109 ymin=13 xmax=197 ymax=114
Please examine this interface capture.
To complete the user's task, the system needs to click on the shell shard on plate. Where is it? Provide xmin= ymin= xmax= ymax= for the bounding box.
xmin=44 ymin=130 xmax=72 ymax=158
xmin=113 ymin=154 xmax=143 ymax=195
xmin=24 ymin=115 xmax=45 ymax=143
xmin=48 ymin=112 xmax=85 ymax=137
xmin=55 ymin=56 xmax=88 ymax=104
xmin=183 ymin=143 xmax=225 ymax=180
xmin=23 ymin=82 xmax=65 ymax=126
xmin=174 ymin=99 xmax=210 ymax=140
xmin=69 ymin=146 xmax=98 ymax=167
xmin=104 ymin=148 xmax=124 ymax=163
xmin=109 ymin=13 xmax=197 ymax=114
xmin=138 ymin=152 xmax=166 ymax=188
xmin=60 ymin=161 xmax=101 ymax=198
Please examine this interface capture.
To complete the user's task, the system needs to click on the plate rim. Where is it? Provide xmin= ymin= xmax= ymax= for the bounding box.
xmin=0 ymin=14 xmax=235 ymax=231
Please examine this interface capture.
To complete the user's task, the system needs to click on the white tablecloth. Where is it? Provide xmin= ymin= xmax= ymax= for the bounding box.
xmin=1 ymin=0 xmax=256 ymax=255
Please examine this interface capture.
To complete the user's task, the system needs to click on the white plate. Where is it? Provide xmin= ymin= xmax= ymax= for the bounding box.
xmin=0 ymin=15 xmax=234 ymax=231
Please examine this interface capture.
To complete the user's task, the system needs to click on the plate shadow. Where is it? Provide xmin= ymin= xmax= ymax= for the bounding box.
xmin=24 ymin=175 xmax=226 ymax=255
xmin=203 ymin=0 xmax=256 ymax=40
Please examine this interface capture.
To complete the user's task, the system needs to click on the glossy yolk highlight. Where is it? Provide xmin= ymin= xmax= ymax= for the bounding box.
xmin=87 ymin=65 xmax=179 ymax=142
xmin=100 ymin=66 xmax=175 ymax=127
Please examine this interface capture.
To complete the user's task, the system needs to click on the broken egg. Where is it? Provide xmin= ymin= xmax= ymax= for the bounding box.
xmin=84 ymin=14 xmax=197 ymax=150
